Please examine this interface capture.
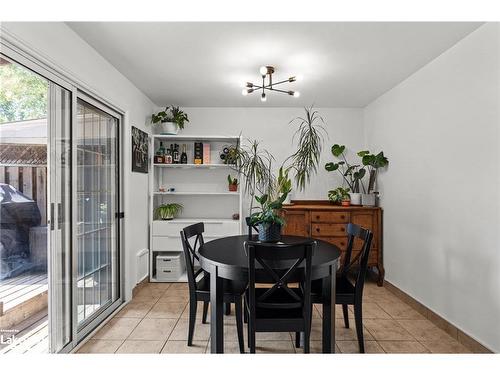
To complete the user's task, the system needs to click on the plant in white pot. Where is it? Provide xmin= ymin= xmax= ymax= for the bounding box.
xmin=325 ymin=144 xmax=366 ymax=205
xmin=151 ymin=106 xmax=189 ymax=135
xmin=155 ymin=203 xmax=183 ymax=220
xmin=357 ymin=150 xmax=389 ymax=206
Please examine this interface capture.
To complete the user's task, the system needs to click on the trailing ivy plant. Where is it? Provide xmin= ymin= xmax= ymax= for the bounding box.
xmin=328 ymin=187 xmax=350 ymax=203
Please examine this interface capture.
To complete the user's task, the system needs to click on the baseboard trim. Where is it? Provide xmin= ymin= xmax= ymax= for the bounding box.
xmin=132 ymin=276 xmax=150 ymax=297
xmin=384 ymin=280 xmax=493 ymax=353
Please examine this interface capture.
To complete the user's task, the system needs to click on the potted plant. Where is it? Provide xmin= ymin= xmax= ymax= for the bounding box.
xmin=357 ymin=150 xmax=389 ymax=206
xmin=249 ymin=189 xmax=290 ymax=242
xmin=325 ymin=144 xmax=366 ymax=205
xmin=328 ymin=187 xmax=351 ymax=206
xmin=151 ymin=106 xmax=189 ymax=135
xmin=227 ymin=175 xmax=238 ymax=191
xmin=155 ymin=203 xmax=183 ymax=220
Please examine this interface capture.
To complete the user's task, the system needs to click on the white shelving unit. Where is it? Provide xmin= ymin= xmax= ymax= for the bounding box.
xmin=149 ymin=135 xmax=242 ymax=282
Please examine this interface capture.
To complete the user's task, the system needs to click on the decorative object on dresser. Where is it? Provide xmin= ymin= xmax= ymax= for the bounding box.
xmin=281 ymin=200 xmax=384 ymax=285
xmin=327 ymin=186 xmax=351 ymax=206
xmin=151 ymin=105 xmax=189 ymax=135
xmin=149 ymin=135 xmax=242 ymax=282
xmin=131 ymin=126 xmax=149 ymax=173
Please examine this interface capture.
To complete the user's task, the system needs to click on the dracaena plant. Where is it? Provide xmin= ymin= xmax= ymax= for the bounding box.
xmin=357 ymin=150 xmax=389 ymax=193
xmin=325 ymin=144 xmax=366 ymax=193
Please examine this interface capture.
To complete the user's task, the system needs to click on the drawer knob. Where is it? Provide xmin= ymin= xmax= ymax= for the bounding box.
xmin=341 ymin=215 xmax=345 ymax=219
xmin=316 ymin=227 xmax=320 ymax=232
xmin=316 ymin=215 xmax=320 ymax=220
xmin=341 ymin=227 xmax=345 ymax=231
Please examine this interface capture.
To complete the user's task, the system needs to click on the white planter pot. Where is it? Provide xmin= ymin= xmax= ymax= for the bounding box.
xmin=361 ymin=193 xmax=376 ymax=207
xmin=349 ymin=192 xmax=361 ymax=205
xmin=156 ymin=122 xmax=179 ymax=135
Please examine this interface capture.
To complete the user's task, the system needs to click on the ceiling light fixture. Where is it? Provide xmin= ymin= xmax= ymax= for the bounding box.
xmin=242 ymin=66 xmax=301 ymax=102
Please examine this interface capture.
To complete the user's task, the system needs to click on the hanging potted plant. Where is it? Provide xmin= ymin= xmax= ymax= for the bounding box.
xmin=155 ymin=203 xmax=183 ymax=220
xmin=325 ymin=144 xmax=366 ymax=205
xmin=151 ymin=106 xmax=189 ymax=135
xmin=328 ymin=187 xmax=351 ymax=206
xmin=357 ymin=150 xmax=389 ymax=206
xmin=227 ymin=175 xmax=238 ymax=192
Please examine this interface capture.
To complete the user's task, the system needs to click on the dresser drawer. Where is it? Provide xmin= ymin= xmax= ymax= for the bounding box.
xmin=311 ymin=211 xmax=350 ymax=223
xmin=311 ymin=223 xmax=346 ymax=236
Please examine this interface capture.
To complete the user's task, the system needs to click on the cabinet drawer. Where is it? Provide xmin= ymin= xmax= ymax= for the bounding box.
xmin=311 ymin=223 xmax=346 ymax=236
xmin=311 ymin=211 xmax=350 ymax=223
xmin=316 ymin=236 xmax=348 ymax=251
xmin=152 ymin=220 xmax=239 ymax=237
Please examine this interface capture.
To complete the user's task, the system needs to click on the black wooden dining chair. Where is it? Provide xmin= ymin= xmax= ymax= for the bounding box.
xmin=310 ymin=223 xmax=373 ymax=353
xmin=180 ymin=222 xmax=246 ymax=353
xmin=244 ymin=239 xmax=316 ymax=353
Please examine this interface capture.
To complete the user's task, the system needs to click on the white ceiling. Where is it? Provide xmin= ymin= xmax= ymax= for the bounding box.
xmin=68 ymin=22 xmax=482 ymax=107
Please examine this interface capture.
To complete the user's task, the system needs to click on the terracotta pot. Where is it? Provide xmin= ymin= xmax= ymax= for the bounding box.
xmin=228 ymin=184 xmax=238 ymax=192
xmin=341 ymin=200 xmax=351 ymax=207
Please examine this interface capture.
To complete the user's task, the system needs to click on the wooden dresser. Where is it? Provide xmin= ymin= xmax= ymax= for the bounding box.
xmin=281 ymin=200 xmax=384 ymax=285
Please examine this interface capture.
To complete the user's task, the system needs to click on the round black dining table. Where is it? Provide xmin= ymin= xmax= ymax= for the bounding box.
xmin=199 ymin=234 xmax=341 ymax=354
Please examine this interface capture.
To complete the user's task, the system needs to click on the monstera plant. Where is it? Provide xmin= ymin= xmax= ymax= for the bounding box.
xmin=325 ymin=144 xmax=366 ymax=194
xmin=357 ymin=150 xmax=389 ymax=193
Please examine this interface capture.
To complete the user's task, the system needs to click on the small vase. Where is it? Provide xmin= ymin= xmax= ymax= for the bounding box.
xmin=228 ymin=184 xmax=238 ymax=192
xmin=349 ymin=192 xmax=361 ymax=205
xmin=156 ymin=122 xmax=179 ymax=135
xmin=258 ymin=222 xmax=282 ymax=242
xmin=361 ymin=193 xmax=376 ymax=206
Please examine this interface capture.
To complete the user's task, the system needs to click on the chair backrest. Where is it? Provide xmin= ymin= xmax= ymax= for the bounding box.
xmin=180 ymin=222 xmax=205 ymax=294
xmin=245 ymin=216 xmax=259 ymax=239
xmin=245 ymin=240 xmax=316 ymax=315
xmin=341 ymin=223 xmax=373 ymax=296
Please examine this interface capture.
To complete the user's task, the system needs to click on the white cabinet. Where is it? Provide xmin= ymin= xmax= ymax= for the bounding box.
xmin=149 ymin=135 xmax=242 ymax=282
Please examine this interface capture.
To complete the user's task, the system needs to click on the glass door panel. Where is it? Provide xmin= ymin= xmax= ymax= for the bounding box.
xmin=48 ymin=82 xmax=73 ymax=352
xmin=75 ymin=98 xmax=119 ymax=329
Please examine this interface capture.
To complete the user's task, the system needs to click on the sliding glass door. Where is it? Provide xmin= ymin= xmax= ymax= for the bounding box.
xmin=75 ymin=97 xmax=121 ymax=333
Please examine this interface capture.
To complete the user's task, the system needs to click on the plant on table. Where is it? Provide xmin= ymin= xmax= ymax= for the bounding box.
xmin=328 ymin=187 xmax=351 ymax=205
xmin=234 ymin=106 xmax=326 ymax=241
xmin=155 ymin=203 xmax=183 ymax=220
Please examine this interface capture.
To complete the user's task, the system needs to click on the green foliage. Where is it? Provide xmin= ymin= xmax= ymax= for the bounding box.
xmin=0 ymin=62 xmax=48 ymax=123
xmin=227 ymin=175 xmax=238 ymax=185
xmin=328 ymin=187 xmax=350 ymax=203
xmin=151 ymin=106 xmax=189 ymax=129
xmin=249 ymin=191 xmax=288 ymax=226
xmin=155 ymin=203 xmax=183 ymax=220
xmin=286 ymin=105 xmax=326 ymax=191
xmin=357 ymin=150 xmax=389 ymax=193
xmin=324 ymin=144 xmax=366 ymax=193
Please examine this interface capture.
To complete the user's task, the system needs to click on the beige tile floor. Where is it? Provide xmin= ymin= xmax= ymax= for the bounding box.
xmin=77 ymin=281 xmax=471 ymax=354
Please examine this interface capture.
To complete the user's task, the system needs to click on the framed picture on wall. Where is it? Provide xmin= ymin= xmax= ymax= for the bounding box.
xmin=132 ymin=126 xmax=149 ymax=173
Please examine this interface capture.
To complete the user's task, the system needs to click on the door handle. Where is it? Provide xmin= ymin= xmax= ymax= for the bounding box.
xmin=50 ymin=203 xmax=55 ymax=230
xmin=58 ymin=203 xmax=62 ymax=230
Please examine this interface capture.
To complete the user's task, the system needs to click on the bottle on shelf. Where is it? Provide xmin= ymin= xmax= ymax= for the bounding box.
xmin=154 ymin=141 xmax=165 ymax=163
xmin=173 ymin=144 xmax=180 ymax=164
xmin=180 ymin=144 xmax=188 ymax=164
xmin=194 ymin=142 xmax=203 ymax=164
xmin=165 ymin=147 xmax=172 ymax=164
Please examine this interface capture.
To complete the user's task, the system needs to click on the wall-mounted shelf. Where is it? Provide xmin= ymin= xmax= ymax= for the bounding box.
xmin=149 ymin=134 xmax=242 ymax=283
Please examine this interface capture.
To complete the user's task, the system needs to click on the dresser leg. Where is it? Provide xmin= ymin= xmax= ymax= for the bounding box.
xmin=376 ymin=264 xmax=385 ymax=286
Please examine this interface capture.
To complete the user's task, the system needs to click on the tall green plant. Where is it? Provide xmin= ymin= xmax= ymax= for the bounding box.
xmin=357 ymin=150 xmax=389 ymax=193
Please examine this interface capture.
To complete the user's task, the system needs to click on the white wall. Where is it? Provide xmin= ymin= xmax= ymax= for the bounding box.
xmin=1 ymin=22 xmax=157 ymax=300
xmin=364 ymin=23 xmax=500 ymax=351
xmin=167 ymin=107 xmax=364 ymax=217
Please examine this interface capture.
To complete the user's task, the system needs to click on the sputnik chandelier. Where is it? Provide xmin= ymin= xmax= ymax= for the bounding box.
xmin=242 ymin=66 xmax=301 ymax=102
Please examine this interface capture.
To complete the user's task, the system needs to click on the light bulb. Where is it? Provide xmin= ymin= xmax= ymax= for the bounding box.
xmin=259 ymin=66 xmax=268 ymax=75
xmin=293 ymin=91 xmax=301 ymax=98
xmin=241 ymin=89 xmax=248 ymax=96
xmin=261 ymin=93 xmax=267 ymax=102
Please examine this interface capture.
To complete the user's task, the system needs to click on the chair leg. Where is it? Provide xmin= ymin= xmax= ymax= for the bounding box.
xmin=224 ymin=302 xmax=231 ymax=315
xmin=342 ymin=304 xmax=350 ymax=328
xmin=295 ymin=332 xmax=301 ymax=348
xmin=354 ymin=303 xmax=365 ymax=353
xmin=249 ymin=324 xmax=256 ymax=354
xmin=304 ymin=326 xmax=310 ymax=354
xmin=188 ymin=300 xmax=197 ymax=346
xmin=202 ymin=301 xmax=209 ymax=324
xmin=234 ymin=298 xmax=245 ymax=354
xmin=243 ymin=298 xmax=248 ymax=324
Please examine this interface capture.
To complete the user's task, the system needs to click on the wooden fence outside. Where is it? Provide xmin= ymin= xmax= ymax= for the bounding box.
xmin=0 ymin=165 xmax=47 ymax=224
